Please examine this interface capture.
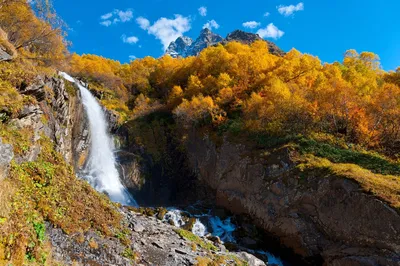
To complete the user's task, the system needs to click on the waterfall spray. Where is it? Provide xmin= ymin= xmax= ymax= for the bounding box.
xmin=60 ymin=72 xmax=137 ymax=206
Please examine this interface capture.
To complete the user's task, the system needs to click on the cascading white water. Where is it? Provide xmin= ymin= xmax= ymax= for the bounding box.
xmin=163 ymin=208 xmax=186 ymax=227
xmin=192 ymin=219 xmax=207 ymax=237
xmin=60 ymin=72 xmax=137 ymax=206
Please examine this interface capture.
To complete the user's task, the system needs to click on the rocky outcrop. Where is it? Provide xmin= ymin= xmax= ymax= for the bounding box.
xmin=4 ymin=74 xmax=91 ymax=169
xmin=49 ymin=207 xmax=266 ymax=266
xmin=165 ymin=36 xmax=193 ymax=58
xmin=187 ymin=28 xmax=225 ymax=56
xmin=183 ymin=130 xmax=400 ymax=265
xmin=165 ymin=28 xmax=285 ymax=58
xmin=0 ymin=138 xmax=13 ymax=180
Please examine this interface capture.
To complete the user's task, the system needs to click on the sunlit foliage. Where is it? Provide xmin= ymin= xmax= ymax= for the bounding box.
xmin=0 ymin=0 xmax=68 ymax=66
xmin=77 ymin=40 xmax=399 ymax=155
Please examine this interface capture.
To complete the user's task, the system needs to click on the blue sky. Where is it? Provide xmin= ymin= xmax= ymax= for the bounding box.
xmin=54 ymin=0 xmax=400 ymax=70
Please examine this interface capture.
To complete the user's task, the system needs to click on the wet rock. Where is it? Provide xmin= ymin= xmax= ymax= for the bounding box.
xmin=104 ymin=108 xmax=120 ymax=132
xmin=239 ymin=237 xmax=257 ymax=247
xmin=207 ymin=235 xmax=222 ymax=245
xmin=156 ymin=207 xmax=168 ymax=220
xmin=0 ymin=138 xmax=13 ymax=179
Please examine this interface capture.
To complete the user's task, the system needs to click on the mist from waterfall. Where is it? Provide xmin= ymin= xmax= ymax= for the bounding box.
xmin=60 ymin=72 xmax=137 ymax=206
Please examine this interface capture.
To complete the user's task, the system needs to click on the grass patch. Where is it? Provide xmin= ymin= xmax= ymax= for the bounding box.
xmin=174 ymin=228 xmax=218 ymax=252
xmin=298 ymin=155 xmax=400 ymax=209
xmin=64 ymin=79 xmax=77 ymax=97
xmin=298 ymin=135 xmax=400 ymax=176
xmin=245 ymin=131 xmax=400 ymax=176
xmin=0 ymin=124 xmax=34 ymax=156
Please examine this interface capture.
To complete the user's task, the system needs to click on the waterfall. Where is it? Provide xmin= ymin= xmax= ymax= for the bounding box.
xmin=60 ymin=72 xmax=137 ymax=206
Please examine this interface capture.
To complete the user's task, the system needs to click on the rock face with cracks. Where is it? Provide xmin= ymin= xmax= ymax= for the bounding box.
xmin=183 ymin=129 xmax=400 ymax=265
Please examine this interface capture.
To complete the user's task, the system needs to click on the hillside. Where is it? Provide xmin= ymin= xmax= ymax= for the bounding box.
xmin=0 ymin=0 xmax=400 ymax=265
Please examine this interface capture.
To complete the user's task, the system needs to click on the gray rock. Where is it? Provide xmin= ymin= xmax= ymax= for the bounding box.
xmin=0 ymin=138 xmax=13 ymax=179
xmin=165 ymin=36 xmax=193 ymax=58
xmin=236 ymin=252 xmax=266 ymax=266
xmin=0 ymin=46 xmax=12 ymax=61
xmin=131 ymin=220 xmax=145 ymax=232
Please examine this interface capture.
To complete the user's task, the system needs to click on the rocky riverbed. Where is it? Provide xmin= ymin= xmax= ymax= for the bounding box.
xmin=49 ymin=207 xmax=269 ymax=266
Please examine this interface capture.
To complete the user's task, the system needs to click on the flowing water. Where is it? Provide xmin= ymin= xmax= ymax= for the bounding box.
xmin=60 ymin=72 xmax=137 ymax=206
xmin=161 ymin=208 xmax=284 ymax=265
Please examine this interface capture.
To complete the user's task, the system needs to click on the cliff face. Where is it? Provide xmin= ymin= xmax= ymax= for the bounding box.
xmin=183 ymin=129 xmax=400 ymax=265
xmin=116 ymin=113 xmax=210 ymax=207
xmin=5 ymin=75 xmax=90 ymax=167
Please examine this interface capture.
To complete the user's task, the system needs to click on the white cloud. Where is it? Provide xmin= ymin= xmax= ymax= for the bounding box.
xmin=242 ymin=21 xmax=260 ymax=29
xmin=277 ymin=2 xmax=304 ymax=17
xmin=136 ymin=17 xmax=150 ymax=30
xmin=122 ymin=35 xmax=139 ymax=44
xmin=138 ymin=15 xmax=191 ymax=50
xmin=256 ymin=23 xmax=284 ymax=39
xmin=100 ymin=20 xmax=112 ymax=27
xmin=129 ymin=55 xmax=137 ymax=60
xmin=198 ymin=6 xmax=207 ymax=16
xmin=101 ymin=13 xmax=113 ymax=20
xmin=264 ymin=12 xmax=270 ymax=17
xmin=203 ymin=20 xmax=219 ymax=30
xmin=100 ymin=9 xmax=133 ymax=26
xmin=117 ymin=10 xmax=133 ymax=22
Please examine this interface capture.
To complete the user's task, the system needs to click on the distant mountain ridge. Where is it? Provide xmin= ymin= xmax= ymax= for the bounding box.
xmin=165 ymin=29 xmax=285 ymax=58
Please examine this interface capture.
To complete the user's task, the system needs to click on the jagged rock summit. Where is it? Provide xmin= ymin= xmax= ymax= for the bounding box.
xmin=165 ymin=36 xmax=193 ymax=58
xmin=165 ymin=28 xmax=285 ymax=58
xmin=225 ymin=30 xmax=285 ymax=56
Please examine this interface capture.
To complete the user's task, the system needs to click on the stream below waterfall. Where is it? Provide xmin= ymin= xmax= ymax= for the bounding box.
xmin=160 ymin=206 xmax=285 ymax=266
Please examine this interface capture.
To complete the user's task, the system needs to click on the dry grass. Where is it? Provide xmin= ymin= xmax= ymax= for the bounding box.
xmin=195 ymin=255 xmax=248 ymax=266
xmin=0 ymin=180 xmax=14 ymax=218
xmin=300 ymin=155 xmax=400 ymax=209
xmin=88 ymin=239 xmax=99 ymax=249
xmin=0 ymin=179 xmax=14 ymax=219
xmin=196 ymin=257 xmax=213 ymax=266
